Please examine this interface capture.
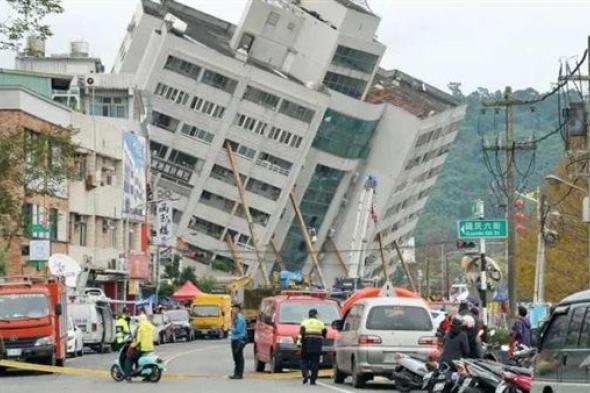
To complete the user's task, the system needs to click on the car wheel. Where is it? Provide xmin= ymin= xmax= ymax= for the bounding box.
xmin=218 ymin=330 xmax=224 ymax=340
xmin=78 ymin=348 xmax=84 ymax=357
xmin=333 ymin=359 xmax=346 ymax=384
xmin=171 ymin=333 xmax=176 ymax=343
xmin=270 ymin=352 xmax=282 ymax=373
xmin=351 ymin=360 xmax=366 ymax=389
xmin=56 ymin=358 xmax=65 ymax=367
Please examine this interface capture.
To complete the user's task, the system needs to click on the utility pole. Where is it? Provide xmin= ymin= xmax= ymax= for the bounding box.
xmin=475 ymin=199 xmax=489 ymax=325
xmin=482 ymin=87 xmax=536 ymax=317
xmin=533 ymin=187 xmax=546 ymax=303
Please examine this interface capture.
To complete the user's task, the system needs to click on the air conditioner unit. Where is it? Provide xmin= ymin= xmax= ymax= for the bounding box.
xmin=163 ymin=13 xmax=187 ymax=36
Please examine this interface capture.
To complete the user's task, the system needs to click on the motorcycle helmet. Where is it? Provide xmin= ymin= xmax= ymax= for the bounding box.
xmin=462 ymin=315 xmax=475 ymax=329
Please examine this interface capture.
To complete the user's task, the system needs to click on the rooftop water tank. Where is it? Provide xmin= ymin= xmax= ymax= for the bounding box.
xmin=70 ymin=41 xmax=89 ymax=57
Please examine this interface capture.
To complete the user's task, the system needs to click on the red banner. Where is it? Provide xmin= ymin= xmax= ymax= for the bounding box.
xmin=128 ymin=254 xmax=149 ymax=279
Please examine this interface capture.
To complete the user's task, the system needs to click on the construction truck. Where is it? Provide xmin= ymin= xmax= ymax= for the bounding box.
xmin=0 ymin=276 xmax=68 ymax=367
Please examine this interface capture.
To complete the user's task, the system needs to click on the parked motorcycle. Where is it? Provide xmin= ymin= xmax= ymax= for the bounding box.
xmin=391 ymin=353 xmax=431 ymax=392
xmin=110 ymin=343 xmax=165 ymax=383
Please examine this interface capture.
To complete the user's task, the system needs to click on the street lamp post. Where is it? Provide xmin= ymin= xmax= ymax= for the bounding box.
xmin=545 ymin=175 xmax=590 ymax=289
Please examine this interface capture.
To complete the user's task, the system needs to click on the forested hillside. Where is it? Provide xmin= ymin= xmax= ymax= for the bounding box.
xmin=415 ymin=87 xmax=567 ymax=245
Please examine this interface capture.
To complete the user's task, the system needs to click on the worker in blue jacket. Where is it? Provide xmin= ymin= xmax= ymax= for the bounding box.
xmin=229 ymin=302 xmax=247 ymax=379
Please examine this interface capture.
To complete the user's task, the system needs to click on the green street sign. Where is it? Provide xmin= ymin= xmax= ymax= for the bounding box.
xmin=29 ymin=223 xmax=50 ymax=233
xmin=457 ymin=219 xmax=508 ymax=239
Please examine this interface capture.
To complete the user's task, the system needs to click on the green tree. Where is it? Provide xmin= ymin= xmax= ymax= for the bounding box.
xmin=0 ymin=127 xmax=77 ymax=253
xmin=178 ymin=266 xmax=197 ymax=286
xmin=196 ymin=276 xmax=217 ymax=293
xmin=0 ymin=0 xmax=64 ymax=50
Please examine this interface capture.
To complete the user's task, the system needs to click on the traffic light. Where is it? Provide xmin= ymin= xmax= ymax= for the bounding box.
xmin=456 ymin=240 xmax=476 ymax=249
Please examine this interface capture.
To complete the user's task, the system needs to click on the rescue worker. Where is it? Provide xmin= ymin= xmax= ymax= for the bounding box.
xmin=229 ymin=303 xmax=247 ymax=380
xmin=298 ymin=309 xmax=327 ymax=385
xmin=124 ymin=313 xmax=154 ymax=381
xmin=114 ymin=309 xmax=131 ymax=350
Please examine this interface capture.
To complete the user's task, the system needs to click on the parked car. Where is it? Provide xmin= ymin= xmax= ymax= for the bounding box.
xmin=254 ymin=290 xmax=341 ymax=373
xmin=164 ymin=309 xmax=194 ymax=342
xmin=430 ymin=309 xmax=446 ymax=329
xmin=66 ymin=317 xmax=84 ymax=357
xmin=151 ymin=313 xmax=176 ymax=344
xmin=69 ymin=300 xmax=114 ymax=353
xmin=130 ymin=314 xmax=175 ymax=345
xmin=532 ymin=289 xmax=590 ymax=393
xmin=332 ymin=296 xmax=436 ymax=388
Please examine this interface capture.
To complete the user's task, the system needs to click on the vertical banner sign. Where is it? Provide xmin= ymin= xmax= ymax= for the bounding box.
xmin=122 ymin=131 xmax=147 ymax=221
xmin=156 ymin=200 xmax=173 ymax=246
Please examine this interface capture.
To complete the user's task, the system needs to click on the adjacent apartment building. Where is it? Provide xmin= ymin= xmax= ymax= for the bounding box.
xmin=0 ymin=53 xmax=149 ymax=299
xmin=110 ymin=0 xmax=465 ymax=287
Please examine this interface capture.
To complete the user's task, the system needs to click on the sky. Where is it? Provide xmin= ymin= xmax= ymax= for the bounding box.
xmin=1 ymin=0 xmax=589 ymax=94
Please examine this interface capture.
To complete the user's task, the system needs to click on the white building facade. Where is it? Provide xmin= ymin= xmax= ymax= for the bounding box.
xmin=111 ymin=0 xmax=465 ymax=286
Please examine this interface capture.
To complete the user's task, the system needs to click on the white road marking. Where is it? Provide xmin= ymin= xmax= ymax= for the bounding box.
xmin=164 ymin=343 xmax=227 ymax=365
xmin=316 ymin=381 xmax=354 ymax=393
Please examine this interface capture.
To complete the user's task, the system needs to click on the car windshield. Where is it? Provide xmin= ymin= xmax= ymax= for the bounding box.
xmin=279 ymin=302 xmax=340 ymax=324
xmin=366 ymin=305 xmax=433 ymax=331
xmin=166 ymin=310 xmax=189 ymax=322
xmin=0 ymin=293 xmax=49 ymax=321
xmin=193 ymin=305 xmax=220 ymax=317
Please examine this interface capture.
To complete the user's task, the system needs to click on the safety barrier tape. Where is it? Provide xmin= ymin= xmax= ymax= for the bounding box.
xmin=0 ymin=359 xmax=190 ymax=380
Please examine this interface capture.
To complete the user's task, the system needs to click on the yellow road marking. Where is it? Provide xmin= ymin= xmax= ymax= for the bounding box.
xmin=246 ymin=369 xmax=332 ymax=380
xmin=0 ymin=359 xmax=190 ymax=380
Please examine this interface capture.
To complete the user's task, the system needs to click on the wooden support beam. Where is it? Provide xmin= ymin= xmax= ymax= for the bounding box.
xmin=393 ymin=240 xmax=417 ymax=293
xmin=377 ymin=232 xmax=390 ymax=283
xmin=224 ymin=232 xmax=244 ymax=276
xmin=224 ymin=142 xmax=269 ymax=286
xmin=288 ymin=192 xmax=327 ymax=289
xmin=269 ymin=238 xmax=286 ymax=271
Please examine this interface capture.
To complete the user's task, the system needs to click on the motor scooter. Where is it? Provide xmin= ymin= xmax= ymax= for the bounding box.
xmin=391 ymin=353 xmax=431 ymax=392
xmin=110 ymin=342 xmax=165 ymax=383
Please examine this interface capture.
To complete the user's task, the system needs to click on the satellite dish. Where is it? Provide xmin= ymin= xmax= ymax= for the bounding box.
xmin=48 ymin=254 xmax=82 ymax=288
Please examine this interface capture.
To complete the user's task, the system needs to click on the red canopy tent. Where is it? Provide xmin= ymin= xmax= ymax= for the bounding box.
xmin=172 ymin=281 xmax=204 ymax=301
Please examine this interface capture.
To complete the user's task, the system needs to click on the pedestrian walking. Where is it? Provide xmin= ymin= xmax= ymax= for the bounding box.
xmin=439 ymin=316 xmax=470 ymax=367
xmin=511 ymin=305 xmax=532 ymax=347
xmin=229 ymin=303 xmax=247 ymax=380
xmin=462 ymin=315 xmax=482 ymax=358
xmin=298 ymin=308 xmax=326 ymax=385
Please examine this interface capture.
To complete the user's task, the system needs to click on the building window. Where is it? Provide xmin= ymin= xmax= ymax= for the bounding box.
xmin=331 ymin=45 xmax=379 ymax=74
xmin=151 ymin=111 xmax=179 ymax=133
xmin=188 ymin=216 xmax=225 ymax=239
xmin=266 ymin=11 xmax=280 ymax=26
xmin=90 ymin=96 xmax=128 ymax=118
xmin=257 ymin=152 xmax=292 ymax=175
xmin=164 ymin=55 xmax=201 ymax=80
xmin=150 ymin=141 xmax=168 ymax=158
xmin=245 ymin=178 xmax=281 ymax=201
xmin=237 ymin=33 xmax=255 ymax=53
xmin=154 ymin=83 xmax=190 ymax=106
xmin=242 ymin=85 xmax=280 ymax=110
xmin=279 ymin=100 xmax=315 ymax=123
xmin=189 ymin=94 xmax=226 ymax=119
xmin=225 ymin=139 xmax=256 ymax=160
xmin=312 ymin=109 xmax=378 ymax=159
xmin=323 ymin=72 xmax=367 ymax=99
xmin=181 ymin=123 xmax=215 ymax=144
xmin=234 ymin=113 xmax=268 ymax=136
xmin=201 ymin=69 xmax=238 ymax=94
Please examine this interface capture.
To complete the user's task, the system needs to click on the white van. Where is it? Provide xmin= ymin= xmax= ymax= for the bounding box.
xmin=332 ymin=297 xmax=436 ymax=388
xmin=68 ymin=301 xmax=115 ymax=352
xmin=532 ymin=289 xmax=590 ymax=393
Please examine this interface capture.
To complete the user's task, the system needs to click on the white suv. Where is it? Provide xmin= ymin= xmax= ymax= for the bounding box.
xmin=332 ymin=297 xmax=436 ymax=388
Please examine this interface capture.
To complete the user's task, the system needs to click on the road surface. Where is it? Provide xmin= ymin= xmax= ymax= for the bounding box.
xmin=1 ymin=339 xmax=401 ymax=392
